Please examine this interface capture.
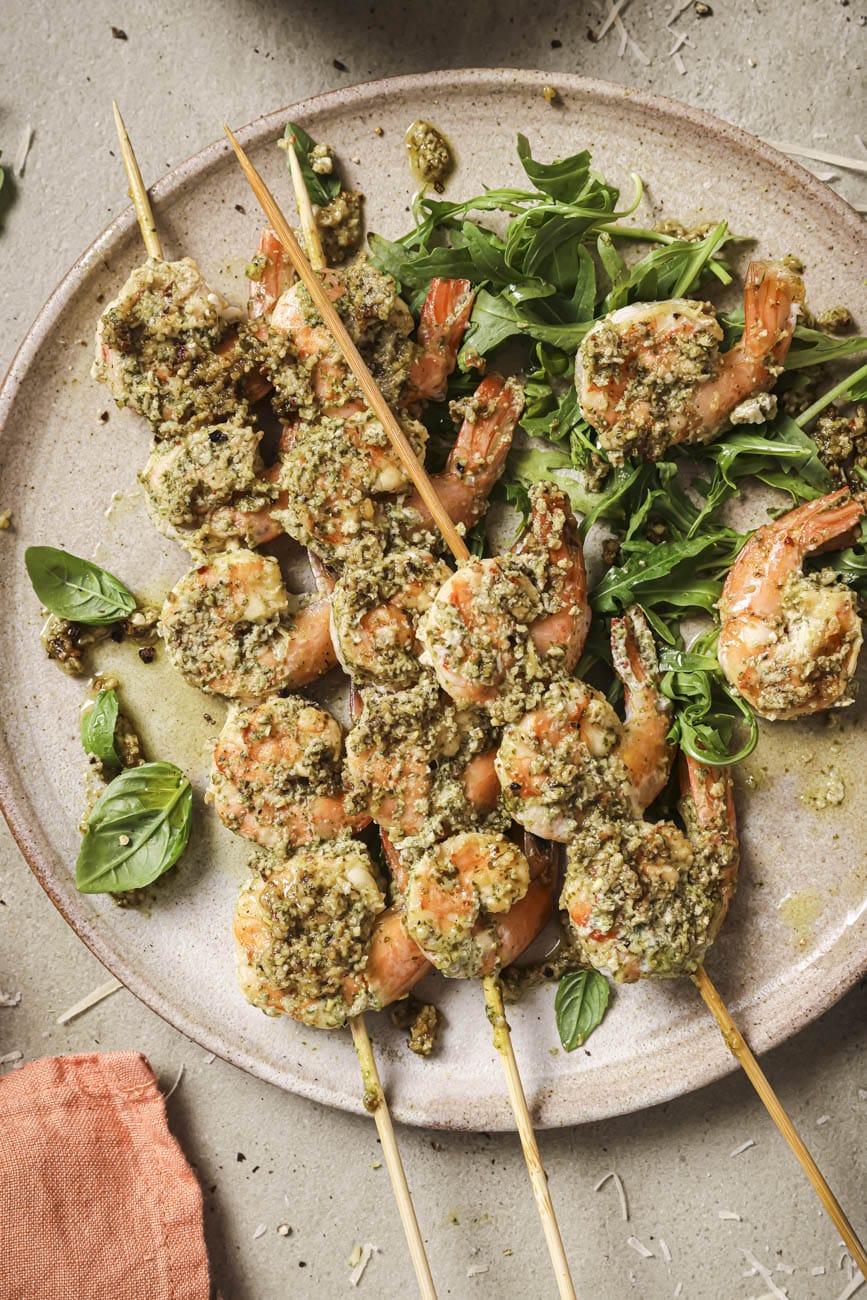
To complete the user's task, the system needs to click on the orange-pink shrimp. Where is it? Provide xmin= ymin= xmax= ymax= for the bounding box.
xmin=403 ymin=830 xmax=556 ymax=979
xmin=234 ymin=841 xmax=430 ymax=1028
xmin=576 ymin=259 xmax=805 ymax=463
xmin=344 ymin=674 xmax=501 ymax=847
xmin=396 ymin=373 xmax=524 ymax=541
xmin=718 ymin=488 xmax=865 ymax=719
xmin=404 ymin=277 xmax=476 ymax=404
xmin=418 ymin=483 xmax=591 ymax=724
xmin=495 ymin=607 xmax=674 ymax=841
xmin=160 ymin=548 xmax=336 ymax=699
xmin=562 ymin=755 xmax=739 ymax=982
xmin=209 ymin=696 xmax=369 ymax=849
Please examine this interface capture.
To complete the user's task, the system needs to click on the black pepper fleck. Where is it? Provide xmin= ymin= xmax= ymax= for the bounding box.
xmin=332 ymin=58 xmax=348 ymax=71
xmin=235 ymin=203 xmax=246 ymax=214
xmin=138 ymin=646 xmax=155 ymax=664
xmin=551 ymin=37 xmax=562 ymax=47
xmin=111 ymin=25 xmax=128 ymax=39
xmin=236 ymin=1152 xmax=246 ymax=1162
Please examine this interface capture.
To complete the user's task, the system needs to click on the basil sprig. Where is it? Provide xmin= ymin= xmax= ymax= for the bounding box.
xmin=555 ymin=969 xmax=611 ymax=1052
xmin=283 ymin=121 xmax=341 ymax=207
xmin=81 ymin=689 xmax=121 ymax=769
xmin=25 ymin=546 xmax=136 ymax=625
xmin=76 ymin=761 xmax=193 ymax=894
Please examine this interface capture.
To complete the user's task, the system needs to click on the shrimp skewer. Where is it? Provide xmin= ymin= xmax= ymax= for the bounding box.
xmin=226 ymin=127 xmax=578 ymax=1300
xmin=718 ymin=487 xmax=865 ymax=719
xmin=286 ymin=137 xmax=439 ymax=1297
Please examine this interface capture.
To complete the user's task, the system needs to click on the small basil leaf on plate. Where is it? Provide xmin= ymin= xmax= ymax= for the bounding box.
xmin=25 ymin=546 xmax=136 ymax=625
xmin=555 ymin=969 xmax=610 ymax=1052
xmin=283 ymin=121 xmax=341 ymax=208
xmin=76 ymin=761 xmax=193 ymax=894
xmin=81 ymin=689 xmax=121 ymax=768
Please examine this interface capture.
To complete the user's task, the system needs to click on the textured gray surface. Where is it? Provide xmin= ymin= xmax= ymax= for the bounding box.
xmin=1 ymin=2 xmax=866 ymax=1298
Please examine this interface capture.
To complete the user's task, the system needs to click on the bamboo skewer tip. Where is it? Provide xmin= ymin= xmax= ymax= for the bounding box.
xmin=695 ymin=965 xmax=866 ymax=1276
xmin=112 ymin=102 xmax=163 ymax=261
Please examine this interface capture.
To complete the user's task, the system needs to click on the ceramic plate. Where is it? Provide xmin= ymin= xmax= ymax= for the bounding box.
xmin=1 ymin=71 xmax=865 ymax=1130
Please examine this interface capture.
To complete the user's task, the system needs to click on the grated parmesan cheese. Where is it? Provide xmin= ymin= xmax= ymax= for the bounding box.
xmin=0 ymin=1050 xmax=23 ymax=1066
xmin=718 ymin=1211 xmax=741 ymax=1222
xmin=596 ymin=0 xmax=632 ymax=42
xmin=812 ymin=1267 xmax=826 ymax=1276
xmin=673 ymin=1285 xmax=683 ymax=1299
xmin=667 ymin=0 xmax=693 ymax=24
xmin=467 ymin=1264 xmax=490 ymax=1277
xmin=203 ymin=1052 xmax=216 ymax=1065
xmin=766 ymin=142 xmax=867 ymax=175
xmin=162 ymin=1063 xmax=184 ymax=1100
xmin=0 ymin=991 xmax=21 ymax=1007
xmin=816 ymin=1114 xmax=831 ymax=1125
xmin=57 ymin=977 xmax=123 ymax=1024
xmin=14 ymin=125 xmax=33 ymax=177
xmin=252 ymin=1224 xmax=267 ymax=1240
xmin=594 ymin=1171 xmax=629 ymax=1221
xmin=673 ymin=51 xmax=687 ymax=74
xmin=349 ymin=1243 xmax=380 ymax=1288
xmin=836 ymin=1277 xmax=866 ymax=1300
xmin=627 ymin=1236 xmax=654 ymax=1259
xmin=741 ymin=1249 xmax=789 ymax=1300
xmin=776 ymin=1263 xmax=796 ymax=1275
xmin=660 ymin=1239 xmax=672 ymax=1264
xmin=730 ymin=1139 xmax=756 ymax=1157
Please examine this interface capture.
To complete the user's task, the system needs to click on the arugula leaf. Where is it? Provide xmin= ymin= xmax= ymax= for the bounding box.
xmin=283 ymin=121 xmax=341 ymax=207
xmin=76 ymin=761 xmax=193 ymax=894
xmin=459 ymin=289 xmax=592 ymax=362
xmin=503 ymin=448 xmax=606 ymax=519
xmin=659 ymin=634 xmax=759 ymax=765
xmin=785 ymin=323 xmax=867 ymax=371
xmin=25 ymin=546 xmax=136 ymax=625
xmin=555 ymin=969 xmax=610 ymax=1051
xmin=81 ymin=690 xmax=121 ymax=769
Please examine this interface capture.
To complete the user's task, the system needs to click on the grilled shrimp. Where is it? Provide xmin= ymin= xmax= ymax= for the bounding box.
xmin=718 ymin=488 xmax=865 ymax=719
xmin=330 ymin=548 xmax=453 ymax=689
xmin=234 ymin=840 xmax=429 ymax=1028
xmin=344 ymin=673 xmax=502 ymax=851
xmin=561 ymin=755 xmax=739 ymax=982
xmin=92 ymin=257 xmax=246 ymax=435
xmin=403 ymin=831 xmax=557 ymax=979
xmin=418 ymin=483 xmax=591 ymax=724
xmin=576 ymin=259 xmax=804 ymax=463
xmin=209 ymin=695 xmax=368 ymax=849
xmin=495 ymin=607 xmax=674 ymax=841
xmin=160 ymin=548 xmax=336 ymax=699
xmin=140 ymin=422 xmax=281 ymax=556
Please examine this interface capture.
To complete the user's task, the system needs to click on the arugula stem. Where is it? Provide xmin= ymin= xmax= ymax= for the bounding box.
xmin=795 ymin=359 xmax=867 ymax=429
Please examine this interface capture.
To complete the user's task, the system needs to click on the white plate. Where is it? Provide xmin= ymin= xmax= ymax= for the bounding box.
xmin=1 ymin=70 xmax=865 ymax=1129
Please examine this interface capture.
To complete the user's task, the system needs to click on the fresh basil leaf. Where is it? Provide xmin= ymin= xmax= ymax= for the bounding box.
xmin=76 ymin=761 xmax=193 ymax=894
xmin=555 ymin=969 xmax=610 ymax=1051
xmin=283 ymin=121 xmax=341 ymax=207
xmin=81 ymin=690 xmax=121 ymax=768
xmin=25 ymin=546 xmax=136 ymax=625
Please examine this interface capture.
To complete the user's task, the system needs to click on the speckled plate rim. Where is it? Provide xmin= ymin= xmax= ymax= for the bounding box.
xmin=1 ymin=68 xmax=865 ymax=1129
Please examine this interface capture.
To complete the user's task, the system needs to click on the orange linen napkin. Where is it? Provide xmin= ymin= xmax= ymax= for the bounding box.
xmin=0 ymin=1051 xmax=210 ymax=1300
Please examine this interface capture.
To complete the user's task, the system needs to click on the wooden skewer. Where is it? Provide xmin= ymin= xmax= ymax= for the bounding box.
xmin=350 ymin=1017 xmax=437 ymax=1299
xmin=694 ymin=966 xmax=867 ymax=1274
xmin=282 ymin=129 xmax=438 ymax=1300
xmin=114 ymin=106 xmax=436 ymax=1299
xmin=112 ymin=102 xmax=163 ymax=259
xmin=229 ymin=121 xmax=576 ymax=1300
xmin=224 ymin=124 xmax=470 ymax=565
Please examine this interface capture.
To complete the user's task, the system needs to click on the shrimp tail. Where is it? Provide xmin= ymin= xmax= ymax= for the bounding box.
xmin=405 ymin=277 xmax=476 ymax=403
xmin=741 ymin=259 xmax=804 ymax=364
